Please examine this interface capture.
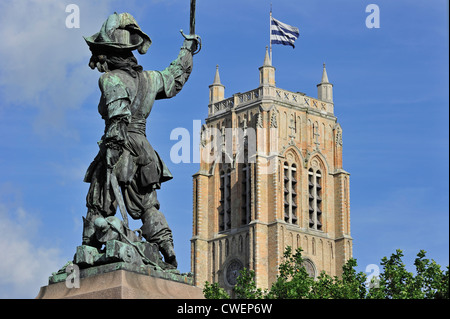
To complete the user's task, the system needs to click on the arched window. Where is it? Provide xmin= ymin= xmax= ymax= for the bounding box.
xmin=308 ymin=168 xmax=323 ymax=230
xmin=283 ymin=161 xmax=298 ymax=225
xmin=219 ymin=170 xmax=225 ymax=231
xmin=225 ymin=169 xmax=231 ymax=230
xmin=219 ymin=168 xmax=231 ymax=231
xmin=212 ymin=242 xmax=216 ymax=282
xmin=241 ymin=162 xmax=251 ymax=225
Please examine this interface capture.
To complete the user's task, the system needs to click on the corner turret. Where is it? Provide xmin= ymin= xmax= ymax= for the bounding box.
xmin=259 ymin=47 xmax=276 ymax=86
xmin=209 ymin=65 xmax=225 ymax=103
xmin=317 ymin=63 xmax=333 ymax=103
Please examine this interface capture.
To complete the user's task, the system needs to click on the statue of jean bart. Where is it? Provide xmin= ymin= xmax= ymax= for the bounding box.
xmin=78 ymin=12 xmax=200 ymax=271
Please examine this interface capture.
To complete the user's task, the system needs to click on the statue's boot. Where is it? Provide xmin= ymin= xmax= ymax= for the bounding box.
xmin=159 ymin=241 xmax=178 ymax=269
xmin=140 ymin=207 xmax=177 ymax=268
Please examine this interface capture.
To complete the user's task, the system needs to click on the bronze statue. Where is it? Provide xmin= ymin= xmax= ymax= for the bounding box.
xmin=81 ymin=12 xmax=200 ymax=269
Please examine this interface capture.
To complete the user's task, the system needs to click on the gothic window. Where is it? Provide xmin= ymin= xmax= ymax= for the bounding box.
xmin=212 ymin=242 xmax=216 ymax=281
xmin=283 ymin=161 xmax=298 ymax=225
xmin=308 ymin=168 xmax=323 ymax=231
xmin=225 ymin=169 xmax=231 ymax=230
xmin=241 ymin=163 xmax=251 ymax=225
xmin=219 ymin=168 xmax=232 ymax=231
xmin=291 ymin=164 xmax=298 ymax=224
xmin=219 ymin=170 xmax=225 ymax=231
xmin=284 ymin=163 xmax=289 ymax=223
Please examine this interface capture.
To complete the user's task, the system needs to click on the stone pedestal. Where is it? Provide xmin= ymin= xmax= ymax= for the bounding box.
xmin=36 ymin=268 xmax=205 ymax=299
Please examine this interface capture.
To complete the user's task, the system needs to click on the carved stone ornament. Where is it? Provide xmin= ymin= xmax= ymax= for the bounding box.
xmin=256 ymin=112 xmax=263 ymax=128
xmin=335 ymin=129 xmax=343 ymax=146
xmin=270 ymin=111 xmax=278 ymax=128
xmin=287 ymin=152 xmax=294 ymax=162
xmin=200 ymin=124 xmax=208 ymax=147
xmin=225 ymin=259 xmax=244 ymax=286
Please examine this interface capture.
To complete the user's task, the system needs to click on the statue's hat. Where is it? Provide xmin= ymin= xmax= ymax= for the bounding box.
xmin=84 ymin=12 xmax=151 ymax=54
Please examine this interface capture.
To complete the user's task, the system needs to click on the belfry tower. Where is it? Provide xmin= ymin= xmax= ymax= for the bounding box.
xmin=191 ymin=48 xmax=352 ymax=292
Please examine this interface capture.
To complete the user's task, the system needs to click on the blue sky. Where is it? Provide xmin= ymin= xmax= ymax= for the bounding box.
xmin=0 ymin=0 xmax=448 ymax=298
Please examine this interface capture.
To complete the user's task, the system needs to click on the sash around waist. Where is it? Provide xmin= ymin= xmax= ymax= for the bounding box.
xmin=127 ymin=117 xmax=146 ymax=136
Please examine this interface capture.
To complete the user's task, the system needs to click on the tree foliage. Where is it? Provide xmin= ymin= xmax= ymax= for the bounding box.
xmin=203 ymin=247 xmax=449 ymax=299
xmin=202 ymin=281 xmax=230 ymax=299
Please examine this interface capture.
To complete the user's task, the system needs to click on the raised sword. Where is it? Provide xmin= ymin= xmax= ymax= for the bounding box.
xmin=181 ymin=0 xmax=201 ymax=54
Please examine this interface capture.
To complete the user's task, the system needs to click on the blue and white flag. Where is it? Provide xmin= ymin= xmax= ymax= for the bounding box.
xmin=270 ymin=16 xmax=299 ymax=48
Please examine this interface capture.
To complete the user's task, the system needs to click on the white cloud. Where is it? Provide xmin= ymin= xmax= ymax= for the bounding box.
xmin=0 ymin=204 xmax=67 ymax=298
xmin=0 ymin=0 xmax=112 ymax=138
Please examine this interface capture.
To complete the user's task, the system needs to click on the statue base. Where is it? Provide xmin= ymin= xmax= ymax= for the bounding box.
xmin=36 ymin=263 xmax=204 ymax=299
xmin=36 ymin=231 xmax=204 ymax=299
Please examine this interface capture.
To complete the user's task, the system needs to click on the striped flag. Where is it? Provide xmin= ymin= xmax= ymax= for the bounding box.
xmin=270 ymin=16 xmax=299 ymax=48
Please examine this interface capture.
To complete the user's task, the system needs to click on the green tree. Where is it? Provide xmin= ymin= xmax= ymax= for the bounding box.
xmin=367 ymin=249 xmax=449 ymax=299
xmin=203 ymin=247 xmax=449 ymax=299
xmin=233 ymin=267 xmax=265 ymax=299
xmin=202 ymin=281 xmax=230 ymax=299
xmin=266 ymin=247 xmax=314 ymax=299
xmin=414 ymin=250 xmax=449 ymax=299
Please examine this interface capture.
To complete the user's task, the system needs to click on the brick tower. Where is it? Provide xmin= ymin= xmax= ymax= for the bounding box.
xmin=191 ymin=48 xmax=352 ymax=292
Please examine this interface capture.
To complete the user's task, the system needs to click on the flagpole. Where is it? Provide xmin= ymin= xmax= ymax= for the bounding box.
xmin=269 ymin=3 xmax=273 ymax=64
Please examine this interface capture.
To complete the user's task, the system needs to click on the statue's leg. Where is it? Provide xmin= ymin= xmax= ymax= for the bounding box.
xmin=140 ymin=202 xmax=177 ymax=268
xmin=83 ymin=160 xmax=117 ymax=249
xmin=122 ymin=180 xmax=177 ymax=268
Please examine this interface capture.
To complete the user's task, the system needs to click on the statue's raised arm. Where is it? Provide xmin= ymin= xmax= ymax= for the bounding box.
xmin=154 ymin=32 xmax=200 ymax=100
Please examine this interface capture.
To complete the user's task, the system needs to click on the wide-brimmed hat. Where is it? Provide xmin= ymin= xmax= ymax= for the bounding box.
xmin=84 ymin=12 xmax=151 ymax=54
